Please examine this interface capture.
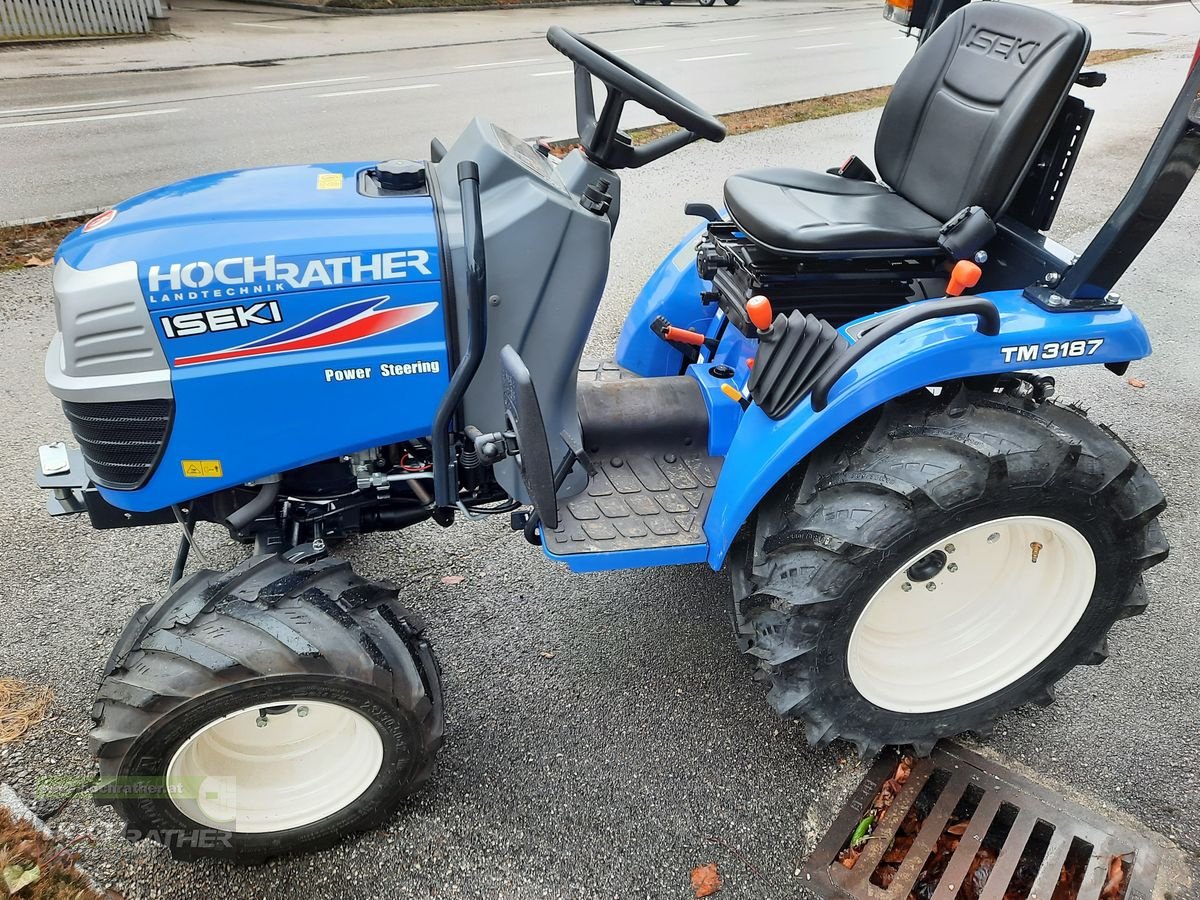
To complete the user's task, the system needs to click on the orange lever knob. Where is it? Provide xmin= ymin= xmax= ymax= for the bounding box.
xmin=946 ymin=260 xmax=982 ymax=297
xmin=663 ymin=325 xmax=706 ymax=347
xmin=746 ymin=295 xmax=774 ymax=331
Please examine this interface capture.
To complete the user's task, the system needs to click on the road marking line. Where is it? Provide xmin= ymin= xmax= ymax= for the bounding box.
xmin=615 ymin=44 xmax=664 ymax=52
xmin=796 ymin=42 xmax=850 ymax=50
xmin=711 ymin=34 xmax=758 ymax=42
xmin=795 ymin=26 xmax=835 ymax=33
xmin=0 ymin=100 xmax=129 ymax=116
xmin=455 ymin=58 xmax=542 ymax=70
xmin=679 ymin=52 xmax=749 ymax=62
xmin=317 ymin=83 xmax=438 ymax=97
xmin=0 ymin=108 xmax=180 ymax=129
xmin=253 ymin=76 xmax=368 ymax=90
xmin=232 ymin=21 xmax=289 ymax=29
xmin=530 ymin=70 xmax=572 ymax=77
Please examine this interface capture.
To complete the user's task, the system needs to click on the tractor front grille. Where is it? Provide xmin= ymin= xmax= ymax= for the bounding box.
xmin=62 ymin=398 xmax=172 ymax=489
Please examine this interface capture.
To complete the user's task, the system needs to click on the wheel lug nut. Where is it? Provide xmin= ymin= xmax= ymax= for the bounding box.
xmin=256 ymin=716 xmax=269 ymax=728
xmin=945 ymin=543 xmax=956 ymax=553
xmin=297 ymin=706 xmax=310 ymax=718
xmin=926 ymin=582 xmax=937 ymax=591
xmin=901 ymin=582 xmax=912 ymax=592
xmin=987 ymin=532 xmax=1000 ymax=544
xmin=947 ymin=563 xmax=959 ymax=573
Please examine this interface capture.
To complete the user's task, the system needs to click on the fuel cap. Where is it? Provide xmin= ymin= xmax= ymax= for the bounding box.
xmin=374 ymin=160 xmax=427 ymax=193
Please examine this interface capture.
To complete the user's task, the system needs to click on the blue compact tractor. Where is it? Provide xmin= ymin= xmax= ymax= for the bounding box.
xmin=36 ymin=0 xmax=1200 ymax=862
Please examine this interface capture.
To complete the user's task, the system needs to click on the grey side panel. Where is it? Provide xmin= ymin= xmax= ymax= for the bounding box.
xmin=434 ymin=119 xmax=619 ymax=501
xmin=46 ymin=259 xmax=172 ymax=402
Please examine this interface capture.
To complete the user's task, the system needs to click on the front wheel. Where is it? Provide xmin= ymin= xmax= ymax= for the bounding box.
xmin=731 ymin=388 xmax=1167 ymax=756
xmin=91 ymin=552 xmax=443 ymax=862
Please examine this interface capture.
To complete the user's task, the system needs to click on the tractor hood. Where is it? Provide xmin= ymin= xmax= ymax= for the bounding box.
xmin=56 ymin=162 xmax=442 ymax=307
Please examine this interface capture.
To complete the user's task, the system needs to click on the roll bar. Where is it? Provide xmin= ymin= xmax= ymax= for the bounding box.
xmin=1049 ymin=44 xmax=1200 ymax=303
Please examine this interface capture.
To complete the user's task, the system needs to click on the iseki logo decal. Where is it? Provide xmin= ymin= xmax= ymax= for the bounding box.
xmin=83 ymin=209 xmax=117 ymax=233
xmin=167 ymin=296 xmax=438 ymax=367
xmin=160 ymin=301 xmax=283 ymax=338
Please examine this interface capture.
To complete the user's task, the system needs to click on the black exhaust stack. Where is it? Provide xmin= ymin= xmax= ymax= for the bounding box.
xmin=431 ymin=161 xmax=488 ymax=510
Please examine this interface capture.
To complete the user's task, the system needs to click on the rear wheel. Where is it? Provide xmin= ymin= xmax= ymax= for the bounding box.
xmin=731 ymin=388 xmax=1167 ymax=756
xmin=91 ymin=551 xmax=443 ymax=862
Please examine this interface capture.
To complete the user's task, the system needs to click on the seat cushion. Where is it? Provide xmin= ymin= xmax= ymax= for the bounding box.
xmin=724 ymin=169 xmax=944 ymax=255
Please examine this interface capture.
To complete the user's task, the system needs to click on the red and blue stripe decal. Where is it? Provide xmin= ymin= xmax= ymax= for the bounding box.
xmin=172 ymin=296 xmax=438 ymax=367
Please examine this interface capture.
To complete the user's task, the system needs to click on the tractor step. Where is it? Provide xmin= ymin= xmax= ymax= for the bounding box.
xmin=543 ymin=375 xmax=721 ymax=561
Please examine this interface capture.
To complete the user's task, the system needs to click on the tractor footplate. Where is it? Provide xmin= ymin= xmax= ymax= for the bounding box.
xmin=543 ymin=375 xmax=721 ymax=556
xmin=543 ymin=450 xmax=720 ymax=554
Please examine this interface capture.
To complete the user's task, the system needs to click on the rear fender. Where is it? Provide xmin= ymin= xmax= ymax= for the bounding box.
xmin=703 ymin=290 xmax=1152 ymax=567
xmin=615 ymin=221 xmax=713 ymax=376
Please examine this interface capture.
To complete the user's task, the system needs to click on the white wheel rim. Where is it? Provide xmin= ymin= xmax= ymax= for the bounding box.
xmin=847 ymin=516 xmax=1096 ymax=714
xmin=165 ymin=699 xmax=384 ymax=833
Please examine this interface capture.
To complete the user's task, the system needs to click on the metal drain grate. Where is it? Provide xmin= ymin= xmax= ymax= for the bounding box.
xmin=804 ymin=743 xmax=1162 ymax=900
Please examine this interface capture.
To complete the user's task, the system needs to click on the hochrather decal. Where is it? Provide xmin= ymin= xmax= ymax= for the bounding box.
xmin=145 ymin=251 xmax=434 ymax=304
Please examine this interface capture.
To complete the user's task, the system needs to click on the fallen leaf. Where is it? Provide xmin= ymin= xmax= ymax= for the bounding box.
xmin=690 ymin=862 xmax=722 ymax=897
xmin=2 ymin=862 xmax=41 ymax=893
xmin=1100 ymin=855 xmax=1127 ymax=900
xmin=23 ymin=256 xmax=51 ymax=267
xmin=1128 ymin=377 xmax=1147 ymax=389
xmin=440 ymin=575 xmax=465 ymax=585
xmin=851 ymin=813 xmax=875 ymax=849
xmin=538 ymin=651 xmax=555 ymax=659
xmin=945 ymin=821 xmax=970 ymax=836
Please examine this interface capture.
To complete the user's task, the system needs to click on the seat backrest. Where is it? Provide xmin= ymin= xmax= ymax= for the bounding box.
xmin=875 ymin=2 xmax=1090 ymax=223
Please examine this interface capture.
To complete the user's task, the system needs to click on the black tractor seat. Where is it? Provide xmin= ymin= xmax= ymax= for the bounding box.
xmin=724 ymin=169 xmax=943 ymax=256
xmin=724 ymin=1 xmax=1091 ymax=258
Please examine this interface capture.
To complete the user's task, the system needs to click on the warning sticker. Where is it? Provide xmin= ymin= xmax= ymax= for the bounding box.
xmin=181 ymin=460 xmax=223 ymax=478
xmin=316 ymin=173 xmax=344 ymax=190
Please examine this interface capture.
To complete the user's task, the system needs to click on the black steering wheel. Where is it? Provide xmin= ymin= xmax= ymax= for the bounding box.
xmin=546 ymin=26 xmax=726 ymax=169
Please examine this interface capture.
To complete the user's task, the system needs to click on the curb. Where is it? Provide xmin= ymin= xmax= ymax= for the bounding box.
xmin=0 ymin=784 xmax=52 ymax=838
xmin=0 ymin=208 xmax=104 ymax=230
xmin=219 ymin=0 xmax=625 ymax=13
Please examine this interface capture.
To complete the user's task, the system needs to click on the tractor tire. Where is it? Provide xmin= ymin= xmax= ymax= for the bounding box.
xmin=90 ymin=551 xmax=443 ymax=862
xmin=731 ymin=387 xmax=1167 ymax=757
xmin=699 ymin=0 xmax=717 ymax=6
xmin=724 ymin=0 xmax=740 ymax=6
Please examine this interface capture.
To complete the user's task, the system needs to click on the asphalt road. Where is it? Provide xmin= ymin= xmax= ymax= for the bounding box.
xmin=2 ymin=0 xmax=1199 ymax=219
xmin=1 ymin=28 xmax=1199 ymax=900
